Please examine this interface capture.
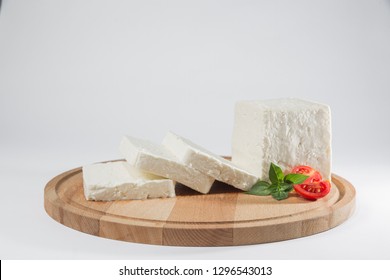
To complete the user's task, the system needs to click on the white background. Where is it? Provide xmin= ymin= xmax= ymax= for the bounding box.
xmin=2 ymin=260 xmax=390 ymax=280
xmin=1 ymin=0 xmax=390 ymax=259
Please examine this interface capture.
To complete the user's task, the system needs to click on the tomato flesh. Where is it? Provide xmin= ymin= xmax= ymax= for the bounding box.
xmin=291 ymin=165 xmax=322 ymax=183
xmin=293 ymin=181 xmax=331 ymax=200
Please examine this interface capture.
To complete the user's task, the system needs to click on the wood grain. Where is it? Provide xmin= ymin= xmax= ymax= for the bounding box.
xmin=44 ymin=160 xmax=356 ymax=246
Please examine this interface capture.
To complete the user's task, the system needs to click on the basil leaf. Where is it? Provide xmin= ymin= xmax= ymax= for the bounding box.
xmin=284 ymin=174 xmax=309 ymax=184
xmin=280 ymin=182 xmax=293 ymax=192
xmin=246 ymin=181 xmax=272 ymax=196
xmin=270 ymin=182 xmax=293 ymax=200
xmin=269 ymin=182 xmax=281 ymax=192
xmin=271 ymin=189 xmax=289 ymax=200
xmin=269 ymin=163 xmax=284 ymax=184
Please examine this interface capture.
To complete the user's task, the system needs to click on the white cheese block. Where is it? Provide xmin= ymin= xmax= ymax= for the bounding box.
xmin=82 ymin=161 xmax=175 ymax=201
xmin=119 ymin=136 xmax=215 ymax=194
xmin=162 ymin=131 xmax=259 ymax=191
xmin=232 ymin=98 xmax=332 ymax=181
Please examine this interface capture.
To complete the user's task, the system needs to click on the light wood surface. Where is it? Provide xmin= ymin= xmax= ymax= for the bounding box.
xmin=44 ymin=160 xmax=356 ymax=246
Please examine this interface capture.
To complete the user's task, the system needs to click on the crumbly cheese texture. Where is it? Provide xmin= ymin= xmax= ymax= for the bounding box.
xmin=232 ymin=98 xmax=332 ymax=181
xmin=162 ymin=131 xmax=259 ymax=191
xmin=82 ymin=161 xmax=175 ymax=201
xmin=119 ymin=136 xmax=215 ymax=194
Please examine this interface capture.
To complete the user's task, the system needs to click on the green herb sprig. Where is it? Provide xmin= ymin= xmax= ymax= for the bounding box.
xmin=246 ymin=163 xmax=308 ymax=200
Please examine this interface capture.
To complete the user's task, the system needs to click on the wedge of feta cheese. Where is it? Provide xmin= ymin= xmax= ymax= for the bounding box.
xmin=232 ymin=98 xmax=332 ymax=181
xmin=162 ymin=132 xmax=259 ymax=191
xmin=82 ymin=161 xmax=175 ymax=201
xmin=119 ymin=136 xmax=215 ymax=194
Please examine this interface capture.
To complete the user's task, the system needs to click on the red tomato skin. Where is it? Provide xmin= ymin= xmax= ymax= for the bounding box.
xmin=293 ymin=181 xmax=331 ymax=200
xmin=304 ymin=172 xmax=322 ymax=184
xmin=291 ymin=165 xmax=314 ymax=175
xmin=291 ymin=165 xmax=322 ymax=184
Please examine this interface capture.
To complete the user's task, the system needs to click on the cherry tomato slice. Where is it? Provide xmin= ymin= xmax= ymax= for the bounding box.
xmin=293 ymin=181 xmax=331 ymax=200
xmin=291 ymin=165 xmax=322 ymax=183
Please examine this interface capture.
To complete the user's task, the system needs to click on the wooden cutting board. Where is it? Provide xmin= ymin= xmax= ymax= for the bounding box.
xmin=44 ymin=160 xmax=356 ymax=246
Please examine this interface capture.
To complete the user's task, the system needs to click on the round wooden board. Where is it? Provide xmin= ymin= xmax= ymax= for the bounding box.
xmin=44 ymin=160 xmax=356 ymax=246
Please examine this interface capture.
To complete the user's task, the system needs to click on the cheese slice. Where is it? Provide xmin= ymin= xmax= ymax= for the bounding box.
xmin=232 ymin=98 xmax=332 ymax=181
xmin=82 ymin=161 xmax=175 ymax=201
xmin=162 ymin=132 xmax=259 ymax=191
xmin=119 ymin=136 xmax=215 ymax=194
